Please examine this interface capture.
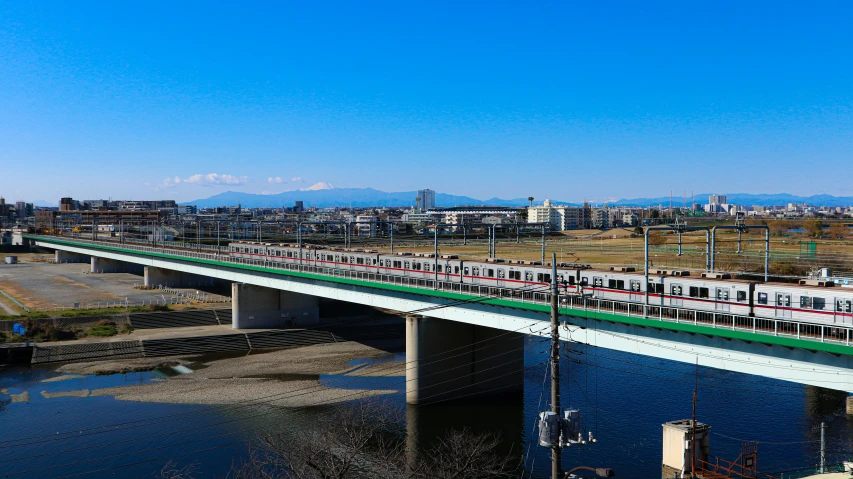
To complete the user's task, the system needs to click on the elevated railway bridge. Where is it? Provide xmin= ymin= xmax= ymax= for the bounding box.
xmin=24 ymin=234 xmax=853 ymax=403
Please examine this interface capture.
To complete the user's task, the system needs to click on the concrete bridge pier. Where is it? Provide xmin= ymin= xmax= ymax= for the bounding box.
xmin=405 ymin=316 xmax=524 ymax=405
xmin=232 ymin=283 xmax=319 ymax=329
xmin=90 ymin=256 xmax=142 ymax=274
xmin=144 ymin=266 xmax=214 ymax=288
xmin=55 ymin=250 xmax=90 ymax=263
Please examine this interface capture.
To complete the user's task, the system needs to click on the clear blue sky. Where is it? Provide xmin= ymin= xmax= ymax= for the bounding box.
xmin=1 ymin=1 xmax=852 ymax=204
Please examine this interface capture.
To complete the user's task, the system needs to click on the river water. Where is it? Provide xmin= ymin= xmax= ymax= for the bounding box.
xmin=1 ymin=337 xmax=850 ymax=478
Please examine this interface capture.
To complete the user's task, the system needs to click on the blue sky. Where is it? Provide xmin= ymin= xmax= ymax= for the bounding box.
xmin=1 ymin=1 xmax=852 ymax=205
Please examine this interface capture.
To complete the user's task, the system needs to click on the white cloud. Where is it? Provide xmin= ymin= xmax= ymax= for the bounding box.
xmin=291 ymin=177 xmax=303 ymax=183
xmin=157 ymin=173 xmax=249 ymax=190
xmin=267 ymin=177 xmax=284 ymax=184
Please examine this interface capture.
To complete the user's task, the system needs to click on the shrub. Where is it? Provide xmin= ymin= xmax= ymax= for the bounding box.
xmin=88 ymin=321 xmax=118 ymax=337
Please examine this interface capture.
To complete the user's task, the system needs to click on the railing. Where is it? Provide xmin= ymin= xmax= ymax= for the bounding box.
xmin=697 ymin=456 xmax=779 ymax=479
xmin=29 ymin=234 xmax=853 ymax=349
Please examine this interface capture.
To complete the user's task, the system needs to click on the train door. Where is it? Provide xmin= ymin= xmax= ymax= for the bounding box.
xmin=835 ymin=298 xmax=852 ymax=324
xmin=496 ymin=269 xmax=505 ymax=287
xmin=629 ymin=280 xmax=642 ymax=302
xmin=775 ymin=293 xmax=792 ymax=318
xmin=715 ymin=288 xmax=730 ymax=312
xmin=669 ymin=284 xmax=684 ymax=307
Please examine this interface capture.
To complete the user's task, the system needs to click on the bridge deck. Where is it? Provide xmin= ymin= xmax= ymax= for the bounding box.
xmin=26 ymin=234 xmax=853 ymax=357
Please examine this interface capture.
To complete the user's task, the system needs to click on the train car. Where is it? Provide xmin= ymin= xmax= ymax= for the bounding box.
xmin=753 ymin=282 xmax=853 ymax=325
xmin=665 ymin=276 xmax=753 ymax=316
xmin=579 ymin=268 xmax=666 ymax=304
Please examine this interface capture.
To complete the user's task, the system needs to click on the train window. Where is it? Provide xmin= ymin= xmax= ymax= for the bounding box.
xmin=581 ymin=277 xmax=589 ymax=286
xmin=464 ymin=267 xmax=470 ymax=275
xmin=608 ymin=279 xmax=617 ymax=289
xmin=631 ymin=280 xmax=641 ymax=292
xmin=671 ymin=285 xmax=683 ymax=296
xmin=616 ymin=280 xmax=625 ymax=290
xmin=394 ymin=261 xmax=402 ymax=268
xmin=413 ymin=262 xmax=420 ymax=270
xmin=454 ymin=266 xmax=460 ymax=274
xmin=648 ymin=283 xmax=664 ymax=294
xmin=356 ymin=257 xmax=364 ymax=265
xmin=716 ymin=289 xmax=729 ymax=301
xmin=372 ymin=259 xmax=377 ymax=265
xmin=736 ymin=291 xmax=747 ymax=302
xmin=699 ymin=288 xmax=709 ymax=299
xmin=557 ymin=274 xmax=564 ymax=283
xmin=836 ymin=299 xmax=843 ymax=311
xmin=487 ymin=269 xmax=494 ymax=278
xmin=497 ymin=270 xmax=505 ymax=279
xmin=813 ymin=297 xmax=825 ymax=310
xmin=436 ymin=265 xmax=442 ymax=273
xmin=510 ymin=271 xmax=521 ymax=280
xmin=567 ymin=276 xmax=576 ymax=285
xmin=472 ymin=267 xmax=480 ymax=276
xmin=593 ymin=277 xmax=603 ymax=287
xmin=689 ymin=287 xmax=698 ymax=297
xmin=404 ymin=261 xmax=410 ymax=269
xmin=847 ymin=301 xmax=852 ymax=313
xmin=800 ymin=296 xmax=811 ymax=308
xmin=526 ymin=272 xmax=534 ymax=281
xmin=424 ymin=264 xmax=430 ymax=272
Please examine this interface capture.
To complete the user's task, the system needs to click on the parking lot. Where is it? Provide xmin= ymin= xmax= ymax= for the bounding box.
xmin=0 ymin=253 xmax=229 ymax=311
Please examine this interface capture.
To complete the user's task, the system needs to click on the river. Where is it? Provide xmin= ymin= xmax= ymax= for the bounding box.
xmin=1 ymin=337 xmax=850 ymax=478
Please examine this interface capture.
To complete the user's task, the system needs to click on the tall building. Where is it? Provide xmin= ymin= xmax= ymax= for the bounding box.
xmin=708 ymin=195 xmax=727 ymax=205
xmin=418 ymin=189 xmax=436 ymax=211
xmin=294 ymin=201 xmax=304 ymax=213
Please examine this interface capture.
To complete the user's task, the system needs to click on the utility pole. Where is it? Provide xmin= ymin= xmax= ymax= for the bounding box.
xmin=550 ymin=253 xmax=561 ymax=479
xmin=691 ymin=359 xmax=698 ymax=478
xmin=820 ymin=421 xmax=826 ymax=473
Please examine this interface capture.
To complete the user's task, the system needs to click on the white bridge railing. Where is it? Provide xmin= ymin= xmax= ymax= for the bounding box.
xmin=32 ymin=234 xmax=853 ymax=349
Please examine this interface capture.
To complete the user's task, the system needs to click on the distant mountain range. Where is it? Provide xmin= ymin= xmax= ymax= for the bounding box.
xmin=182 ymin=187 xmax=574 ymax=209
xmin=607 ymin=193 xmax=853 ymax=207
xmin=182 ymin=188 xmax=853 ymax=209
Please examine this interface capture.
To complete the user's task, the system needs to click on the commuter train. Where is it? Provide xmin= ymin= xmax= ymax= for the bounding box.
xmin=228 ymin=241 xmax=853 ymax=327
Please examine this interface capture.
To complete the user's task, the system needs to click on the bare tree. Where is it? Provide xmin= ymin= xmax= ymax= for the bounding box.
xmin=227 ymin=400 xmax=519 ymax=479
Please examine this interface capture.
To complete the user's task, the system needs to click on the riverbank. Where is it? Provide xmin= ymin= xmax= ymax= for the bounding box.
xmin=64 ymin=339 xmax=406 ymax=407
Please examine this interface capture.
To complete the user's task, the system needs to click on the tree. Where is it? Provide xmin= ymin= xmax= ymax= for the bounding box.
xmin=226 ymin=400 xmax=519 ymax=479
xmin=648 ymin=231 xmax=666 ymax=246
xmin=805 ymin=219 xmax=824 ymax=238
xmin=649 ymin=209 xmax=660 ymax=219
xmin=633 ymin=226 xmax=644 ymax=236
xmin=828 ymin=223 xmax=848 ymax=240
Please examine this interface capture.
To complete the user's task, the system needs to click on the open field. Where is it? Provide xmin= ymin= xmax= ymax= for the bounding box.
xmin=0 ymin=259 xmax=230 ymax=313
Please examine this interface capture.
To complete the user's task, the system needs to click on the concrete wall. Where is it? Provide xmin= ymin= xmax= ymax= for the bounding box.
xmin=232 ymin=283 xmax=319 ymax=329
xmin=90 ymin=256 xmax=143 ymax=274
xmin=55 ymin=250 xmax=90 ymax=263
xmin=405 ymin=315 xmax=524 ymax=405
xmin=144 ymin=266 xmax=214 ymax=288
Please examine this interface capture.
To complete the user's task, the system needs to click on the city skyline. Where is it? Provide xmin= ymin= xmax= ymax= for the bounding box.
xmin=2 ymin=2 xmax=853 ymax=202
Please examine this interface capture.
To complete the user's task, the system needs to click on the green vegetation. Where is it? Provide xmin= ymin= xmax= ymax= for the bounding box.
xmin=87 ymin=321 xmax=118 ymax=337
xmin=0 ymin=332 xmax=6 ymax=343
xmin=0 ymin=303 xmax=180 ymax=321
